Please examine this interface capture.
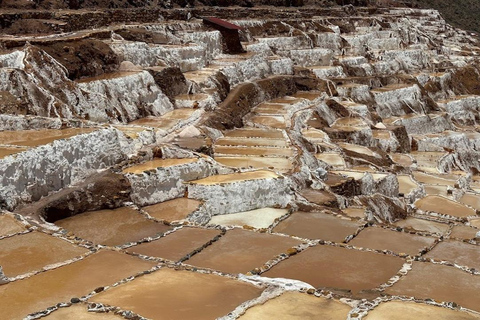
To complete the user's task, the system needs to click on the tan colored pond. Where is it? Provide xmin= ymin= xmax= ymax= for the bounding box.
xmin=301 ymin=128 xmax=328 ymax=141
xmin=365 ymin=301 xmax=480 ymax=320
xmin=254 ymin=103 xmax=289 ymax=115
xmin=397 ymin=175 xmax=419 ymax=195
xmin=215 ymin=137 xmax=288 ymax=147
xmin=0 ymin=250 xmax=155 ymax=320
xmin=424 ymin=184 xmax=449 ymax=196
xmin=91 ymin=267 xmax=263 ymax=320
xmin=342 ymin=207 xmax=366 ymax=218
xmin=208 ymin=208 xmax=288 ymax=229
xmin=76 ymin=71 xmax=139 ymax=82
xmin=0 ymin=128 xmax=96 ymax=147
xmin=0 ymin=214 xmax=25 ymax=237
xmin=142 ymin=198 xmax=202 ymax=223
xmin=0 ymin=231 xmax=88 ymax=277
xmin=214 ymin=146 xmax=293 ymax=157
xmin=415 ymin=195 xmax=476 ymax=218
xmin=390 ymin=153 xmax=414 ymax=167
xmin=263 ymin=244 xmax=404 ymax=294
xmin=300 ymin=189 xmax=338 ymax=206
xmin=450 ymin=225 xmax=479 ymax=240
xmin=338 ymin=143 xmax=379 ymax=157
xmin=425 ymin=240 xmax=480 ymax=268
xmin=238 ymin=291 xmax=351 ymax=320
xmin=413 ymin=172 xmax=456 ymax=186
xmin=271 ymin=97 xmax=303 ymax=104
xmin=0 ymin=147 xmax=27 ymax=159
xmin=129 ymin=109 xmax=197 ymax=130
xmin=394 ymin=217 xmax=449 ymax=234
xmin=459 ymin=193 xmax=480 ymax=211
xmin=189 ymin=170 xmax=278 ymax=185
xmin=273 ymin=211 xmax=360 ymax=243
xmin=386 ymin=261 xmax=480 ymax=312
xmin=214 ymin=156 xmax=292 ymax=172
xmin=292 ymin=91 xmax=323 ymax=100
xmin=185 ymin=228 xmax=302 ymax=274
xmin=127 ymin=227 xmax=221 ymax=262
xmin=249 ymin=115 xmax=286 ymax=129
xmin=315 ymin=152 xmax=346 ymax=168
xmin=223 ymin=128 xmax=284 ymax=139
xmin=349 ymin=227 xmax=436 ymax=256
xmin=55 ymin=207 xmax=171 ymax=246
xmin=123 ymin=158 xmax=197 ymax=174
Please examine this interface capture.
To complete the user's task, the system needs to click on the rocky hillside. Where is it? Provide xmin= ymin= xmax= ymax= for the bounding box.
xmin=1 ymin=3 xmax=480 ymax=320
xmin=411 ymin=0 xmax=480 ymax=33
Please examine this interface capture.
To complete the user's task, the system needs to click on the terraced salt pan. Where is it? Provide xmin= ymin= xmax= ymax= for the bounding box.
xmin=215 ymin=137 xmax=288 ymax=147
xmin=470 ymin=219 xmax=480 ymax=228
xmin=91 ymin=267 xmax=263 ymax=320
xmin=55 ymin=207 xmax=170 ymax=246
xmin=253 ymin=102 xmax=290 ymax=115
xmin=223 ymin=128 xmax=284 ymax=139
xmin=208 ymin=208 xmax=288 ymax=229
xmin=412 ymin=172 xmax=457 ymax=186
xmin=386 ymin=262 xmax=480 ymax=312
xmin=349 ymin=227 xmax=436 ymax=256
xmin=0 ymin=250 xmax=155 ymax=320
xmin=0 ymin=214 xmax=25 ymax=237
xmin=185 ymin=228 xmax=302 ymax=274
xmin=214 ymin=156 xmax=293 ymax=172
xmin=425 ymin=240 xmax=480 ymax=269
xmin=238 ymin=291 xmax=351 ymax=320
xmin=0 ymin=231 xmax=88 ymax=277
xmin=394 ymin=217 xmax=449 ymax=234
xmin=42 ymin=304 xmax=124 ymax=319
xmin=142 ymin=198 xmax=202 ymax=223
xmin=189 ymin=170 xmax=278 ymax=185
xmin=301 ymin=128 xmax=329 ymax=142
xmin=397 ymin=175 xmax=419 ymax=195
xmin=0 ymin=147 xmax=27 ymax=159
xmin=450 ymin=225 xmax=479 ymax=240
xmin=126 ymin=227 xmax=221 ymax=261
xmin=424 ymin=184 xmax=449 ymax=196
xmin=459 ymin=193 xmax=480 ymax=211
xmin=129 ymin=109 xmax=199 ymax=131
xmin=342 ymin=207 xmax=367 ymax=218
xmin=415 ymin=195 xmax=476 ymax=218
xmin=214 ymin=146 xmax=294 ymax=157
xmin=273 ymin=211 xmax=361 ymax=243
xmin=292 ymin=91 xmax=323 ymax=101
xmin=390 ymin=153 xmax=414 ymax=167
xmin=248 ymin=115 xmax=286 ymax=129
xmin=315 ymin=152 xmax=346 ymax=168
xmin=338 ymin=142 xmax=380 ymax=158
xmin=122 ymin=158 xmax=198 ymax=174
xmin=331 ymin=117 xmax=369 ymax=128
xmin=410 ymin=151 xmax=446 ymax=170
xmin=263 ymin=245 xmax=404 ymax=294
xmin=300 ymin=189 xmax=338 ymax=206
xmin=365 ymin=301 xmax=480 ymax=320
xmin=0 ymin=128 xmax=96 ymax=147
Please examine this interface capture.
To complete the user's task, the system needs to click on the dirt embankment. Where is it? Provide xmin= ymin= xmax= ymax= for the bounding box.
xmin=202 ymin=75 xmax=332 ymax=130
xmin=37 ymin=40 xmax=120 ymax=80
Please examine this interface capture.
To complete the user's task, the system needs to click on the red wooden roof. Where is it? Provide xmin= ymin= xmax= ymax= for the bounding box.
xmin=203 ymin=17 xmax=243 ymax=30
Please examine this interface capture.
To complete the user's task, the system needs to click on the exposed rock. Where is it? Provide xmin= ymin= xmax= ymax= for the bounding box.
xmin=14 ymin=170 xmax=131 ymax=223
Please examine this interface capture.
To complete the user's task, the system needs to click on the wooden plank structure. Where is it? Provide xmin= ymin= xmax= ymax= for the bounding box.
xmin=203 ymin=17 xmax=245 ymax=54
